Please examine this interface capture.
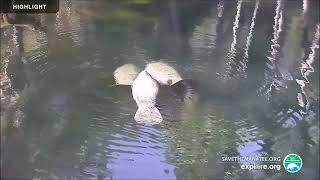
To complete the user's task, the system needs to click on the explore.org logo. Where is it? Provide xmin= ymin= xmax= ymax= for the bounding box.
xmin=283 ymin=153 xmax=302 ymax=173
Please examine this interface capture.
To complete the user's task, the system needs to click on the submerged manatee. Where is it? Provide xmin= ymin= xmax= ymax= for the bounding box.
xmin=145 ymin=62 xmax=182 ymax=85
xmin=114 ymin=62 xmax=182 ymax=86
xmin=131 ymin=73 xmax=198 ymax=125
xmin=113 ymin=62 xmax=198 ymax=125
xmin=113 ymin=63 xmax=141 ymax=85
xmin=132 ymin=70 xmax=163 ymax=125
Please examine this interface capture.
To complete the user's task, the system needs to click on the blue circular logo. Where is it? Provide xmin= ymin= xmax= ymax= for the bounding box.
xmin=283 ymin=153 xmax=302 ymax=173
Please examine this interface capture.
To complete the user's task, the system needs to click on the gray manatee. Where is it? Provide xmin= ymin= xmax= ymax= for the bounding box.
xmin=145 ymin=62 xmax=182 ymax=85
xmin=114 ymin=62 xmax=198 ymax=125
xmin=113 ymin=64 xmax=141 ymax=85
xmin=113 ymin=62 xmax=182 ymax=86
xmin=132 ymin=70 xmax=163 ymax=125
xmin=131 ymin=71 xmax=198 ymax=125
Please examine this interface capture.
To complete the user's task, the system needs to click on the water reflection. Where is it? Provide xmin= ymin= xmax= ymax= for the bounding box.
xmin=107 ymin=126 xmax=176 ymax=179
xmin=1 ymin=0 xmax=319 ymax=179
xmin=76 ymin=96 xmax=176 ymax=179
xmin=296 ymin=24 xmax=319 ymax=113
xmin=240 ymin=0 xmax=260 ymax=78
xmin=224 ymin=0 xmax=242 ymax=80
xmin=263 ymin=0 xmax=286 ymax=98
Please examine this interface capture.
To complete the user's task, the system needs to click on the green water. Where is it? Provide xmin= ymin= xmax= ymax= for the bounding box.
xmin=1 ymin=0 xmax=319 ymax=179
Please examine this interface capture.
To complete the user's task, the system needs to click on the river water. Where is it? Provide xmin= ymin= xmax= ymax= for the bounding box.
xmin=1 ymin=0 xmax=319 ymax=179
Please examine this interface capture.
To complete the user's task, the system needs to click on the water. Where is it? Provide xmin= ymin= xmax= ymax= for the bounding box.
xmin=1 ymin=0 xmax=319 ymax=179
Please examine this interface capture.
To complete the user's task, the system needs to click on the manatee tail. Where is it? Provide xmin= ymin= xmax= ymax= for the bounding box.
xmin=134 ymin=105 xmax=163 ymax=125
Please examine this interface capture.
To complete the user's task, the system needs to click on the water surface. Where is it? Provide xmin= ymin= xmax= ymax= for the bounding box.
xmin=1 ymin=0 xmax=319 ymax=179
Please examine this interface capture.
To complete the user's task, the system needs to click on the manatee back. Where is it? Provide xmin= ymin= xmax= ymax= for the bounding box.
xmin=113 ymin=64 xmax=140 ymax=85
xmin=146 ymin=62 xmax=182 ymax=85
xmin=132 ymin=70 xmax=159 ymax=107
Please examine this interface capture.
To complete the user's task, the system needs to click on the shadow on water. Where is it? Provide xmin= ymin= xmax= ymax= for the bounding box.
xmin=1 ymin=0 xmax=319 ymax=179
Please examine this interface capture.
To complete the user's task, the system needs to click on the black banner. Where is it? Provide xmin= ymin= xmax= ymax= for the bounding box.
xmin=1 ymin=0 xmax=59 ymax=13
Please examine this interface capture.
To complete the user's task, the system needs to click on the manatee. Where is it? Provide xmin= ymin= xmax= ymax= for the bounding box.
xmin=113 ymin=64 xmax=141 ymax=85
xmin=113 ymin=62 xmax=198 ymax=125
xmin=145 ymin=62 xmax=182 ymax=85
xmin=131 ymin=72 xmax=198 ymax=125
xmin=113 ymin=62 xmax=183 ymax=86
xmin=132 ymin=70 xmax=163 ymax=125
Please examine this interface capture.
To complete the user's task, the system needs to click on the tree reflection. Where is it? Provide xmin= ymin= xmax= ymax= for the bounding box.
xmin=224 ymin=0 xmax=242 ymax=80
xmin=240 ymin=0 xmax=260 ymax=78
